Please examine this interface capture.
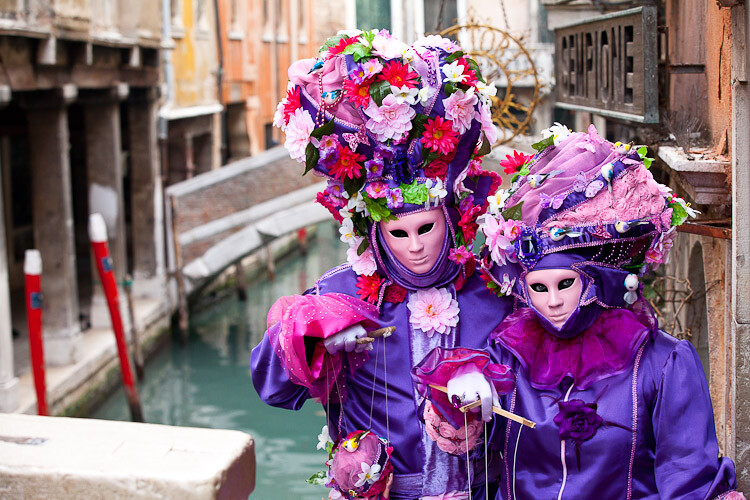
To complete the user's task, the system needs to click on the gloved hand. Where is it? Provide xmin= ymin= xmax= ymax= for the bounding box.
xmin=447 ymin=365 xmax=499 ymax=422
xmin=323 ymin=324 xmax=371 ymax=354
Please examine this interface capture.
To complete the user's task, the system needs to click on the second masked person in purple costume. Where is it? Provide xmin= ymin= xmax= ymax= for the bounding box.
xmin=251 ymin=30 xmax=516 ymax=499
xmin=414 ymin=123 xmax=745 ymax=499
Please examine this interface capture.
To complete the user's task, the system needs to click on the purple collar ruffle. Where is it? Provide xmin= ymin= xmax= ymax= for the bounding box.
xmin=491 ymin=307 xmax=651 ymax=390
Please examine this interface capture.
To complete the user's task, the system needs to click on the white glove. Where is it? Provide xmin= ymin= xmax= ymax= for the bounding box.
xmin=447 ymin=366 xmax=499 ymax=422
xmin=323 ymin=324 xmax=371 ymax=354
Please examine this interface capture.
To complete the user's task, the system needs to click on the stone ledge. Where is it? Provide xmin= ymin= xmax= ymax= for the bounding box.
xmin=0 ymin=414 xmax=255 ymax=499
xmin=657 ymin=145 xmax=731 ymax=206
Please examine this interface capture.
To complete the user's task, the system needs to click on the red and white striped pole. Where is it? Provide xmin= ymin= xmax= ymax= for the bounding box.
xmin=24 ymin=249 xmax=48 ymax=416
xmin=88 ymin=213 xmax=143 ymax=422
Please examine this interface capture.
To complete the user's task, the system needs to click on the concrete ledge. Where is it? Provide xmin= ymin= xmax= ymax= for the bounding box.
xmin=0 ymin=414 xmax=255 ymax=499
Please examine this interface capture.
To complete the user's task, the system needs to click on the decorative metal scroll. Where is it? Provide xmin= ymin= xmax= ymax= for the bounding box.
xmin=440 ymin=17 xmax=541 ymax=145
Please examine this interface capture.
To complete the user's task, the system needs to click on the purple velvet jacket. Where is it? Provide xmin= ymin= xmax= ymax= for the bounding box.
xmin=488 ymin=310 xmax=739 ymax=500
xmin=251 ymin=263 xmax=513 ymax=499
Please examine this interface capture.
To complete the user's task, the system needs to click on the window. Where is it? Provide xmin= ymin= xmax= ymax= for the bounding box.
xmin=423 ymin=0 xmax=457 ymax=34
xmin=356 ymin=0 xmax=391 ymax=31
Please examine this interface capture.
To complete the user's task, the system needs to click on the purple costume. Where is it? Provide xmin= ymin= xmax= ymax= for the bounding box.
xmin=416 ymin=125 xmax=743 ymax=499
xmin=251 ymin=31 xmax=515 ymax=499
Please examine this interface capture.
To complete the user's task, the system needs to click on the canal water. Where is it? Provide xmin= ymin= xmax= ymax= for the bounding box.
xmin=91 ymin=222 xmax=347 ymax=499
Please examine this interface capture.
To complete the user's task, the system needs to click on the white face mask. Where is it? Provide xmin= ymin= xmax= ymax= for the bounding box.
xmin=380 ymin=209 xmax=447 ymax=274
xmin=525 ymin=268 xmax=584 ymax=328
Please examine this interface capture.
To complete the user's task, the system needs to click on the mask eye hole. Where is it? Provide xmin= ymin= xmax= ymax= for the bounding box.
xmin=558 ymin=278 xmax=576 ymax=290
xmin=389 ymin=229 xmax=408 ymax=238
xmin=529 ymin=283 xmax=548 ymax=293
xmin=417 ymin=223 xmax=434 ymax=235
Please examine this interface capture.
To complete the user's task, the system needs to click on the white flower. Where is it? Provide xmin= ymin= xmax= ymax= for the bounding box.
xmin=674 ymin=197 xmax=701 ymax=218
xmin=339 ymin=207 xmax=353 ymax=220
xmin=347 ymin=237 xmax=377 ymax=276
xmin=407 ymin=287 xmax=460 ymax=337
xmin=372 ymin=35 xmax=409 ymax=59
xmin=391 ymin=84 xmax=419 ymax=105
xmin=442 ymin=60 xmax=469 ymax=84
xmin=317 ymin=425 xmax=332 ymax=450
xmin=355 ymin=462 xmax=382 ymax=487
xmin=339 ymin=218 xmax=356 ymax=244
xmin=541 ymin=122 xmax=572 ymax=146
xmin=272 ymin=100 xmax=286 ymax=131
xmin=475 ymin=80 xmax=498 ymax=103
xmin=417 ymin=86 xmax=437 ymax=104
xmin=499 ymin=273 xmax=516 ymax=295
xmin=487 ymin=190 xmax=511 ymax=215
xmin=347 ymin=192 xmax=369 ymax=216
xmin=425 ymin=178 xmax=448 ymax=207
xmin=283 ymin=108 xmax=315 ymax=162
xmin=328 ymin=489 xmax=343 ymax=500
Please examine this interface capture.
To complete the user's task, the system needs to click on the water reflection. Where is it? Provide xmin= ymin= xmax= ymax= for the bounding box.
xmin=91 ymin=223 xmax=347 ymax=499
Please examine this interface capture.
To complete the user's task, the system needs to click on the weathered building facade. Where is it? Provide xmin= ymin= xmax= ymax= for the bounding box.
xmin=0 ymin=0 xmax=166 ymax=413
xmin=544 ymin=0 xmax=749 ymax=488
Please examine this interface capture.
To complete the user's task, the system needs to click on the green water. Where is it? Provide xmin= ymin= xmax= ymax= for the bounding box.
xmin=91 ymin=222 xmax=347 ymax=499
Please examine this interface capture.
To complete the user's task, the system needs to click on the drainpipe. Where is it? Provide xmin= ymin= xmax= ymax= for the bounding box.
xmin=213 ymin=0 xmax=228 ymax=165
xmin=160 ymin=0 xmax=174 ymax=185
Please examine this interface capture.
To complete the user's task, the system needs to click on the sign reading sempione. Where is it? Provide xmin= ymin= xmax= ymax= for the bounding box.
xmin=554 ymin=7 xmax=658 ymax=123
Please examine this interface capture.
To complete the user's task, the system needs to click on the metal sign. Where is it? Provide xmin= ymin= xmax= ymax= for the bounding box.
xmin=554 ymin=7 xmax=658 ymax=123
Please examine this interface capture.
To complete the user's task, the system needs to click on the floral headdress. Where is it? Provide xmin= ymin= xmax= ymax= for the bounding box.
xmin=275 ymin=30 xmax=500 ymax=287
xmin=479 ymin=123 xmax=697 ymax=308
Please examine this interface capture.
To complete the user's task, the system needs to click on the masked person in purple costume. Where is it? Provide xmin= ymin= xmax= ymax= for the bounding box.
xmin=251 ymin=30 xmax=517 ymax=499
xmin=414 ymin=123 xmax=745 ymax=499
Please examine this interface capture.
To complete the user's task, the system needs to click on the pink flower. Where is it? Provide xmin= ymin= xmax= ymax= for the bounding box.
xmin=480 ymin=215 xmax=516 ymax=266
xmin=466 ymin=158 xmax=483 ymax=176
xmin=365 ymin=181 xmax=389 ymax=198
xmin=475 ymin=102 xmax=497 ymax=144
xmin=577 ymin=123 xmax=606 ymax=153
xmin=449 ymin=246 xmax=472 ymax=264
xmin=283 ymin=108 xmax=315 ymax=162
xmin=421 ymin=116 xmax=459 ymax=155
xmin=347 ymin=238 xmax=377 ymax=276
xmin=423 ymin=401 xmax=482 ymax=457
xmin=364 ymin=94 xmax=416 ymax=142
xmin=407 ymin=287 xmax=460 ymax=337
xmin=386 ymin=187 xmax=404 ymax=209
xmin=500 ymin=150 xmax=533 ymax=175
xmin=443 ymin=88 xmax=478 ymax=134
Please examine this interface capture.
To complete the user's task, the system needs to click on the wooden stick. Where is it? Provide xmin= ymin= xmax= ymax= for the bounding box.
xmin=368 ymin=326 xmax=395 ymax=338
xmin=429 ymin=384 xmax=536 ymax=429
xmin=355 ymin=337 xmax=375 ymax=345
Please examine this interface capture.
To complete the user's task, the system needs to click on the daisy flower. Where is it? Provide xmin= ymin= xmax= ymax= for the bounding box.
xmin=499 ymin=150 xmax=533 ymax=175
xmin=344 ymin=78 xmax=372 ymax=108
xmin=329 ymin=144 xmax=366 ymax=181
xmin=421 ymin=116 xmax=459 ymax=155
xmin=407 ymin=287 xmax=460 ymax=337
xmin=378 ymin=60 xmax=419 ymax=88
xmin=356 ymin=274 xmax=385 ymax=304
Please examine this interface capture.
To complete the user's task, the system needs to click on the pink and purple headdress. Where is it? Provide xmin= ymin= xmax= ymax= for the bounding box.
xmin=479 ymin=123 xmax=697 ymax=319
xmin=275 ymin=30 xmax=501 ymax=292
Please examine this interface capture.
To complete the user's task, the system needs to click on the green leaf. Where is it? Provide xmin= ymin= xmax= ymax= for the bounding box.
xmin=357 ymin=237 xmax=370 ymax=255
xmin=344 ymin=175 xmax=366 ymax=197
xmin=531 ymin=136 xmax=554 ymax=152
xmin=401 ymin=181 xmax=429 ymax=205
xmin=369 ymin=80 xmax=391 ymax=106
xmin=310 ymin=119 xmax=335 ymax=141
xmin=444 ymin=82 xmax=457 ymax=97
xmin=304 ymin=143 xmax=319 ymax=175
xmin=643 ymin=157 xmax=653 ymax=169
xmin=326 ymin=441 xmax=334 ymax=455
xmin=421 ymin=150 xmax=441 ymax=170
xmin=321 ymin=35 xmax=347 ymax=52
xmin=361 ymin=31 xmax=376 ymax=46
xmin=637 ymin=146 xmax=648 ymax=158
xmin=342 ymin=42 xmax=370 ymax=62
xmin=306 ymin=470 xmax=328 ymax=486
xmin=445 ymin=50 xmax=464 ymax=64
xmin=641 ymin=284 xmax=657 ymax=300
xmin=352 ymin=213 xmax=369 ymax=235
xmin=669 ymin=202 xmax=689 ymax=226
xmin=475 ymin=132 xmax=492 ymax=156
xmin=465 ymin=58 xmax=485 ymax=83
xmin=363 ymin=195 xmax=393 ymax=223
xmin=500 ymin=201 xmax=524 ymax=221
xmin=407 ymin=113 xmax=431 ymax=143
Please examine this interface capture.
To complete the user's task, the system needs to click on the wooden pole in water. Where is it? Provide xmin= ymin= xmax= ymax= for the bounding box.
xmin=169 ymin=196 xmax=189 ymax=345
xmin=235 ymin=261 xmax=247 ymax=302
xmin=24 ymin=250 xmax=48 ymax=416
xmin=123 ymin=274 xmax=144 ymax=380
xmin=89 ymin=213 xmax=144 ymax=422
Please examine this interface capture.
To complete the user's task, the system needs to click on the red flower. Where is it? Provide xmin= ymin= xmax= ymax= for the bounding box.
xmin=330 ymin=145 xmax=366 ymax=181
xmin=344 ymin=78 xmax=372 ymax=108
xmin=379 ymin=60 xmax=419 ymax=88
xmin=282 ymin=87 xmax=302 ymax=124
xmin=453 ymin=256 xmax=476 ymax=292
xmin=458 ymin=204 xmax=482 ymax=244
xmin=327 ymin=36 xmax=360 ymax=57
xmin=424 ymin=158 xmax=449 ymax=179
xmin=316 ymin=192 xmax=344 ymax=223
xmin=456 ymin=57 xmax=478 ymax=86
xmin=421 ymin=116 xmax=459 ymax=155
xmin=500 ymin=150 xmax=533 ymax=175
xmin=356 ymin=274 xmax=385 ymax=304
xmin=384 ymin=284 xmax=407 ymax=303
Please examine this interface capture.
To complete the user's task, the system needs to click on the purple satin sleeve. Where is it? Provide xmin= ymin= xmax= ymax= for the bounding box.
xmin=250 ymin=324 xmax=311 ymax=410
xmin=412 ymin=346 xmax=515 ymax=429
xmin=652 ymin=340 xmax=738 ymax=499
